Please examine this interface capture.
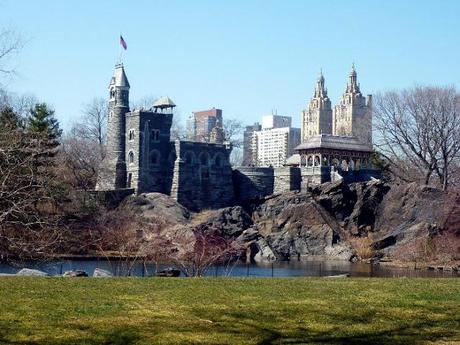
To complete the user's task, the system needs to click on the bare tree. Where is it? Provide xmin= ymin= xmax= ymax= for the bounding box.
xmin=58 ymin=133 xmax=103 ymax=190
xmin=374 ymin=86 xmax=460 ymax=190
xmin=230 ymin=147 xmax=243 ymax=166
xmin=0 ymin=88 xmax=37 ymax=118
xmin=0 ymin=29 xmax=23 ymax=78
xmin=223 ymin=118 xmax=244 ymax=148
xmin=77 ymin=98 xmax=107 ymax=147
xmin=0 ymin=125 xmax=63 ymax=261
xmin=144 ymin=227 xmax=243 ymax=277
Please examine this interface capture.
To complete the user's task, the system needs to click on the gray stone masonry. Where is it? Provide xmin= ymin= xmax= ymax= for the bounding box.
xmin=274 ymin=167 xmax=301 ymax=194
xmin=233 ymin=167 xmax=274 ymax=203
xmin=170 ymin=140 xmax=234 ymax=211
xmin=125 ymin=109 xmax=174 ymax=194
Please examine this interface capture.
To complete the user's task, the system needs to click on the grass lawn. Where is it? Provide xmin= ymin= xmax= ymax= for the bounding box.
xmin=0 ymin=278 xmax=459 ymax=345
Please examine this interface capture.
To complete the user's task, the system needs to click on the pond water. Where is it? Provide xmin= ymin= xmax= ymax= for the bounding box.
xmin=0 ymin=259 xmax=458 ymax=278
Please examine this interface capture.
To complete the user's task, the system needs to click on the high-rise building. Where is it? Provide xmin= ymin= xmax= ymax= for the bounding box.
xmin=252 ymin=115 xmax=301 ymax=167
xmin=333 ymin=65 xmax=373 ymax=147
xmin=300 ymin=65 xmax=372 ymax=148
xmin=187 ymin=108 xmax=223 ymax=143
xmin=301 ymin=71 xmax=333 ymax=142
xmin=242 ymin=122 xmax=261 ymax=166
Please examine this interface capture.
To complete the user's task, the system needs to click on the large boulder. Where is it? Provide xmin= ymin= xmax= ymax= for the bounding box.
xmin=63 ymin=270 xmax=88 ymax=277
xmin=312 ymin=179 xmax=391 ymax=235
xmin=126 ymin=193 xmax=191 ymax=225
xmin=16 ymin=268 xmax=49 ymax=277
xmin=250 ymin=192 xmax=354 ymax=260
xmin=371 ymin=183 xmax=446 ymax=255
xmin=93 ymin=268 xmax=113 ymax=277
xmin=195 ymin=206 xmax=253 ymax=237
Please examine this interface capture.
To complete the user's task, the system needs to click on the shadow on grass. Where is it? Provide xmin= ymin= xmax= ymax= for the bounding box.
xmin=0 ymin=326 xmax=141 ymax=345
xmin=0 ymin=312 xmax=458 ymax=345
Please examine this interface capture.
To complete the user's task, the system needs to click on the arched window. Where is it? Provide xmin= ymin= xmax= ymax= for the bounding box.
xmin=128 ymin=151 xmax=134 ymax=164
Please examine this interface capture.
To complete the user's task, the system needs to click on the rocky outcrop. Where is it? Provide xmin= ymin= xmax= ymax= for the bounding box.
xmin=127 ymin=180 xmax=456 ymax=263
xmin=311 ymin=179 xmax=391 ymax=235
xmin=248 ymin=192 xmax=355 ymax=261
xmin=126 ymin=192 xmax=191 ymax=225
xmin=372 ymin=183 xmax=446 ymax=255
xmin=195 ymin=206 xmax=253 ymax=238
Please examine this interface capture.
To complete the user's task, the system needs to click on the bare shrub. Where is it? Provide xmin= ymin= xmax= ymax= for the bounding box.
xmin=347 ymin=236 xmax=375 ymax=260
xmin=144 ymin=227 xmax=243 ymax=277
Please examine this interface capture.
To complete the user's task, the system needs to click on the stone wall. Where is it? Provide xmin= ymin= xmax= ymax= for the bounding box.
xmin=273 ymin=167 xmax=301 ymax=193
xmin=125 ymin=110 xmax=174 ymax=194
xmin=170 ymin=140 xmax=234 ymax=211
xmin=233 ymin=167 xmax=274 ymax=203
xmin=300 ymin=166 xmax=331 ymax=190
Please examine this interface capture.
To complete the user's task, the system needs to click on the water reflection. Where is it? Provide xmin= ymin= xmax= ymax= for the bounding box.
xmin=0 ymin=259 xmax=458 ymax=278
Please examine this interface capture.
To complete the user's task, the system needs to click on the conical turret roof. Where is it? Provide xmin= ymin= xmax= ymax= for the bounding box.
xmin=109 ymin=64 xmax=130 ymax=88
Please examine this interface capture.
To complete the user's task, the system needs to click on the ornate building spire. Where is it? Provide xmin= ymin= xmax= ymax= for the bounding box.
xmin=346 ymin=63 xmax=360 ymax=94
xmin=315 ymin=69 xmax=328 ymax=98
xmin=301 ymin=70 xmax=332 ymax=142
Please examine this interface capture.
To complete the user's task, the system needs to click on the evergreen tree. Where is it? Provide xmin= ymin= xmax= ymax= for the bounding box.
xmin=28 ymin=103 xmax=62 ymax=144
xmin=0 ymin=106 xmax=22 ymax=130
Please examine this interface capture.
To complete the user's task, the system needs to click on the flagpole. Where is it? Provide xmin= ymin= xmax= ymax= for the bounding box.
xmin=118 ymin=34 xmax=123 ymax=64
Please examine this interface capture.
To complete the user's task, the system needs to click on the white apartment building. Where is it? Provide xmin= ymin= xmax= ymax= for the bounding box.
xmin=254 ymin=115 xmax=301 ymax=167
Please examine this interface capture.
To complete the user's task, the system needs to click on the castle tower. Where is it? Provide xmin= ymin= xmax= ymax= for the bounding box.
xmin=333 ymin=65 xmax=372 ymax=146
xmin=96 ymin=63 xmax=130 ymax=190
xmin=301 ymin=71 xmax=333 ymax=142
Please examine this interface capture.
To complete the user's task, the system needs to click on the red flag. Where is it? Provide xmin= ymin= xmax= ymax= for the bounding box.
xmin=120 ymin=35 xmax=127 ymax=50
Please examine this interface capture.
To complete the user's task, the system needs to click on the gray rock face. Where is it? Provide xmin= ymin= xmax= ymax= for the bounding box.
xmin=251 ymin=193 xmax=354 ymax=261
xmin=63 ymin=270 xmax=88 ymax=277
xmin=253 ymin=238 xmax=276 ymax=262
xmin=311 ymin=179 xmax=391 ymax=235
xmin=93 ymin=268 xmax=113 ymax=277
xmin=196 ymin=206 xmax=253 ymax=237
xmin=127 ymin=192 xmax=191 ymax=224
xmin=372 ymin=183 xmax=446 ymax=255
xmin=135 ymin=180 xmax=453 ymax=263
xmin=16 ymin=268 xmax=49 ymax=277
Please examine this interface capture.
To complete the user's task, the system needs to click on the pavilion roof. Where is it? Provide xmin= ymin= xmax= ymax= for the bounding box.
xmin=295 ymin=134 xmax=373 ymax=153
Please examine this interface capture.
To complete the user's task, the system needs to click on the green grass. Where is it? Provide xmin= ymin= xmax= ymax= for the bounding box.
xmin=0 ymin=278 xmax=459 ymax=345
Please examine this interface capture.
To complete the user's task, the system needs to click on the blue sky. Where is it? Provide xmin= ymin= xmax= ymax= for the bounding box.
xmin=1 ymin=0 xmax=460 ymax=130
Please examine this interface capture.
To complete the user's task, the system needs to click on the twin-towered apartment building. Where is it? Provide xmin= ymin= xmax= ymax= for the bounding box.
xmin=243 ymin=65 xmax=372 ymax=167
xmin=183 ymin=65 xmax=372 ymax=168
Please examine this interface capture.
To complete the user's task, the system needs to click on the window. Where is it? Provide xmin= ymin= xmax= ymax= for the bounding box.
xmin=128 ymin=151 xmax=134 ymax=164
xmin=127 ymin=173 xmax=132 ymax=188
xmin=129 ymin=129 xmax=135 ymax=141
xmin=151 ymin=129 xmax=160 ymax=142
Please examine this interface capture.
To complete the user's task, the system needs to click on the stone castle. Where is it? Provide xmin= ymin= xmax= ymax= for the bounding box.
xmin=96 ymin=64 xmax=234 ymax=211
xmin=96 ymin=63 xmax=379 ymax=211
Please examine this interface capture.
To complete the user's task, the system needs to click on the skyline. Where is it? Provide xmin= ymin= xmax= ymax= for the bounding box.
xmin=1 ymin=0 xmax=460 ymax=130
